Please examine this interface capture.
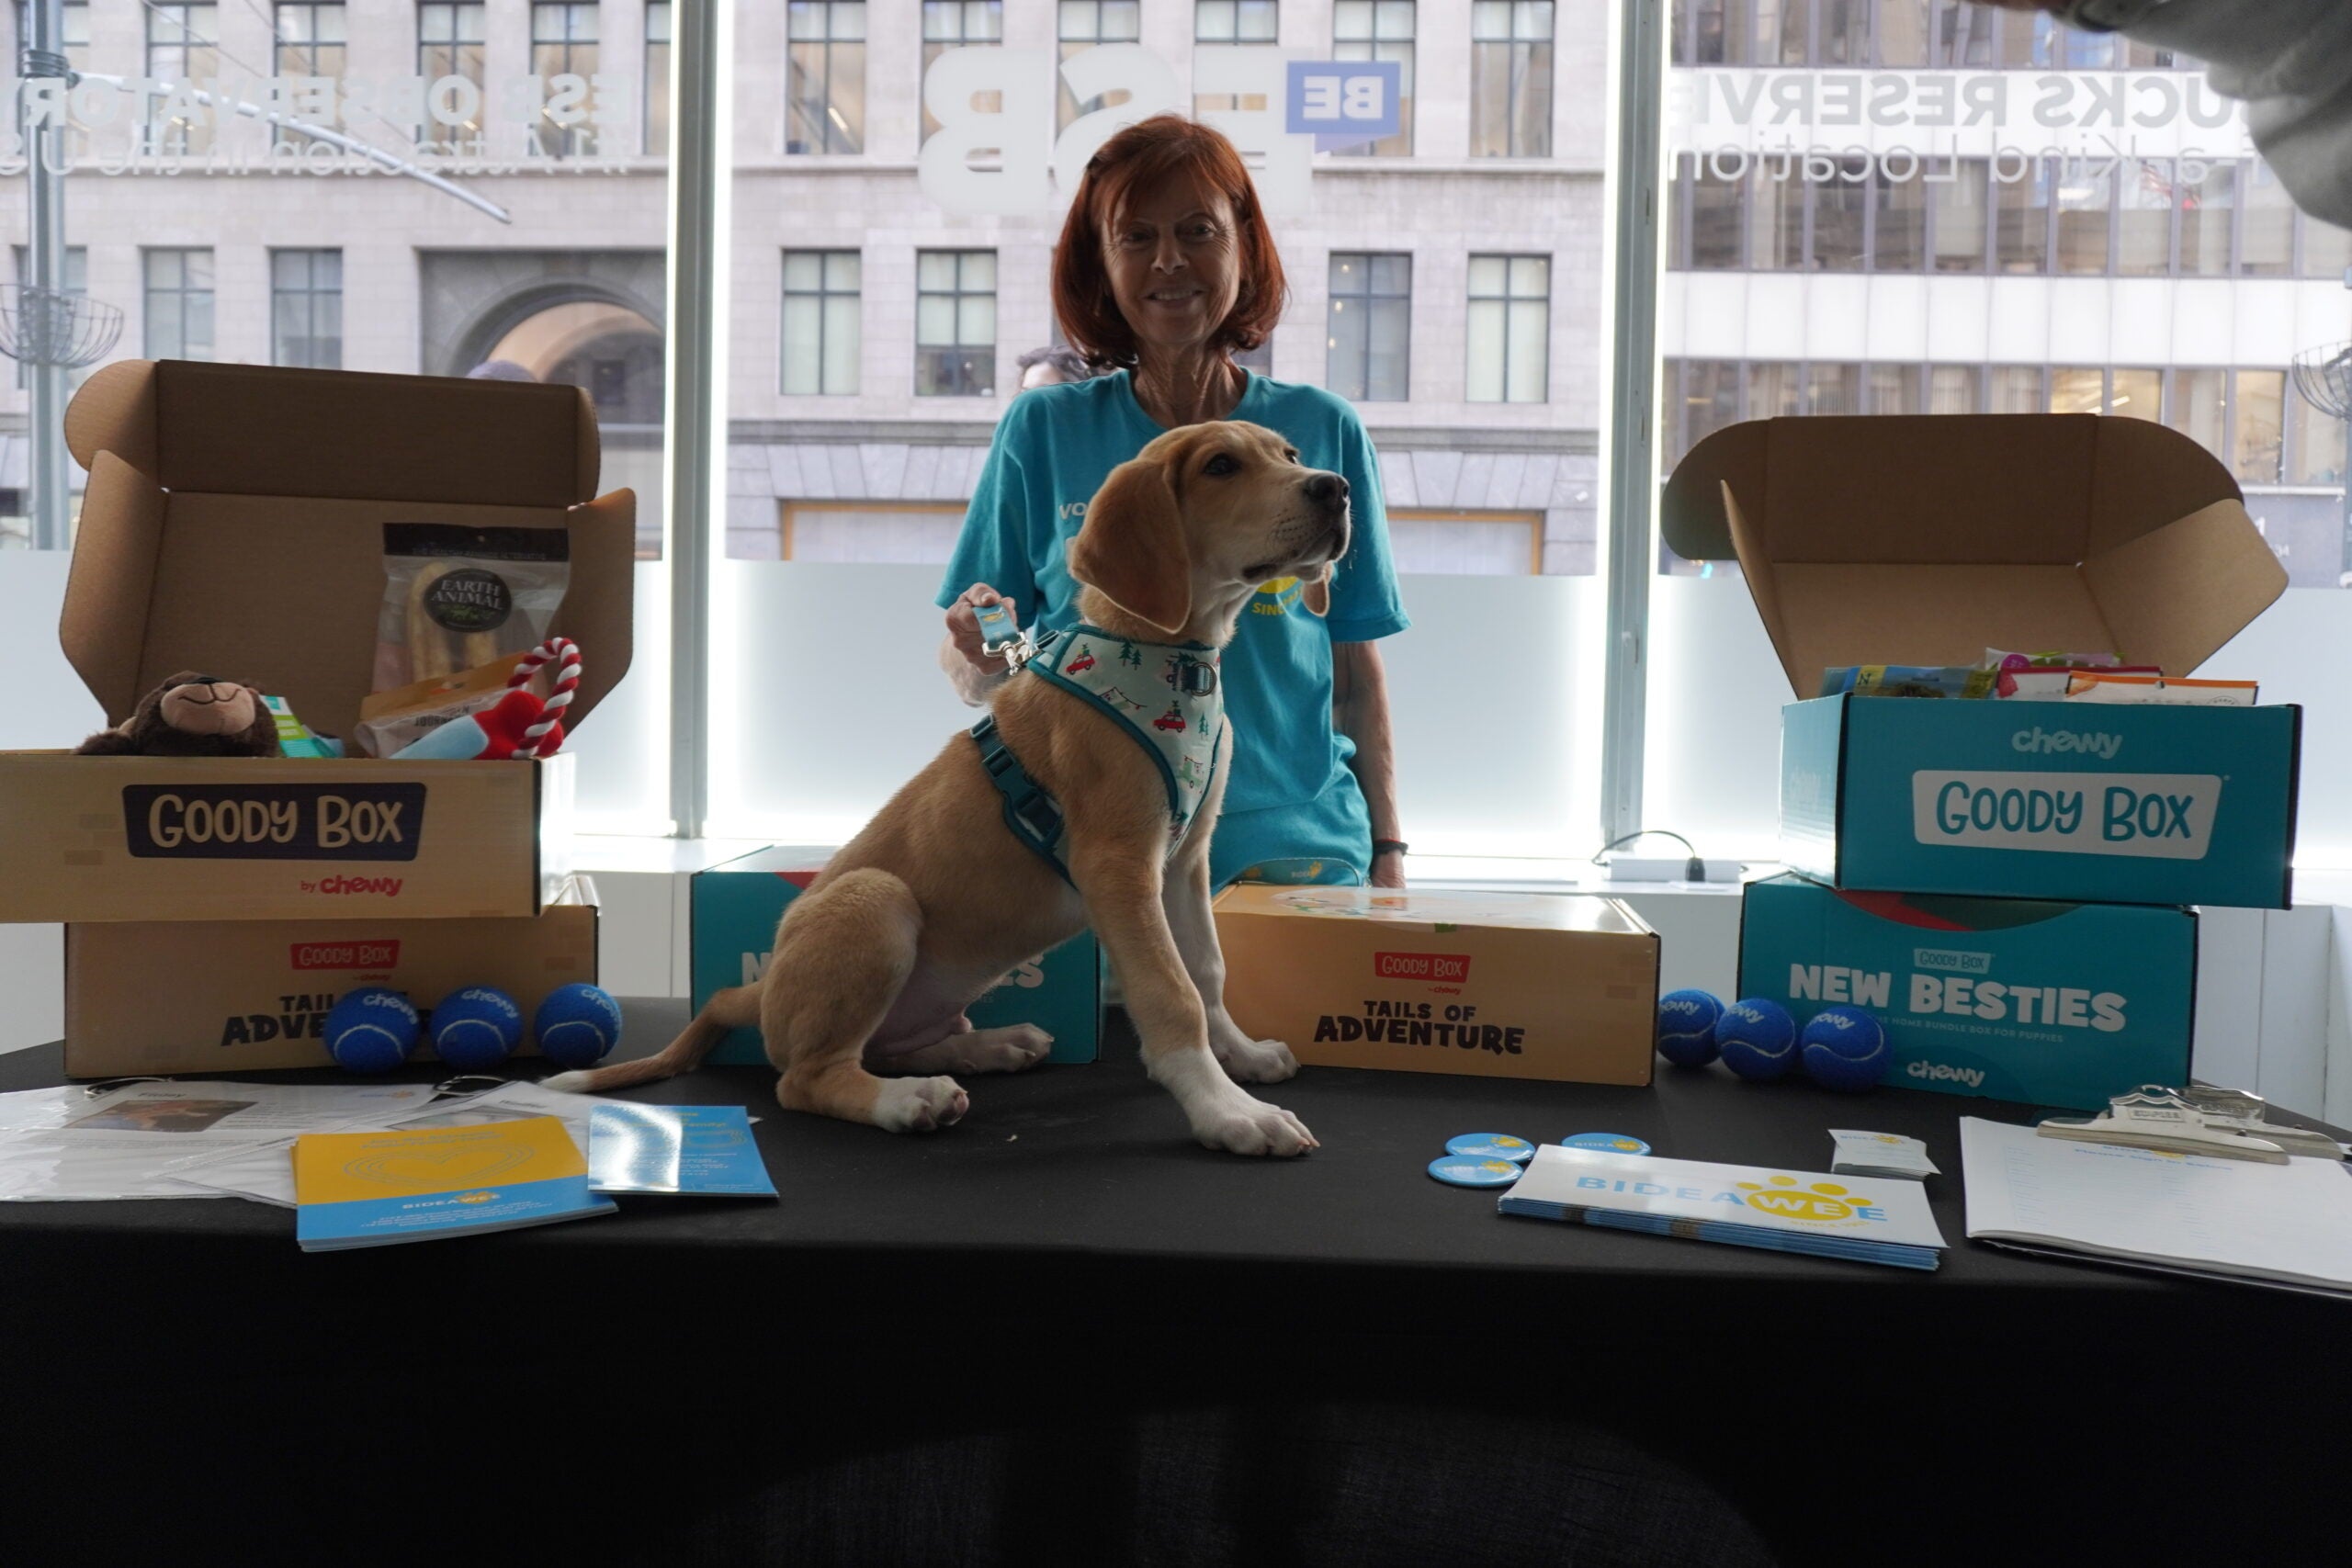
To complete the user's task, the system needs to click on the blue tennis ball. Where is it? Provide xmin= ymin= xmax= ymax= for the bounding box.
xmin=324 ymin=987 xmax=420 ymax=1075
xmin=428 ymin=986 xmax=523 ymax=1072
xmin=535 ymin=983 xmax=622 ymax=1070
xmin=1715 ymin=998 xmax=1798 ymax=1082
xmin=1801 ymin=1006 xmax=1889 ymax=1092
xmin=1655 ymin=988 xmax=1724 ymax=1067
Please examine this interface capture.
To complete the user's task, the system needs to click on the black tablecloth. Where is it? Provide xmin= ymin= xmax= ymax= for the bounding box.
xmin=4 ymin=1000 xmax=2344 ymax=1564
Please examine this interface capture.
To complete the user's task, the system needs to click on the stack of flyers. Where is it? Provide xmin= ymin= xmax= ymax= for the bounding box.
xmin=1498 ymin=1145 xmax=1947 ymax=1271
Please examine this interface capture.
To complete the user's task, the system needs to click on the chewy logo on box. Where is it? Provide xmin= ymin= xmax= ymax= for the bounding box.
xmin=1374 ymin=951 xmax=1472 ymax=983
xmin=289 ymin=940 xmax=401 ymax=970
xmin=1909 ymin=770 xmax=2219 ymax=860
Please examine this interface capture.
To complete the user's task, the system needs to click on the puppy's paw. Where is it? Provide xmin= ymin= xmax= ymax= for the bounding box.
xmin=967 ymin=1024 xmax=1053 ymax=1074
xmin=1213 ymin=1034 xmax=1298 ymax=1085
xmin=874 ymin=1075 xmax=968 ymax=1134
xmin=1193 ymin=1095 xmax=1317 ymax=1157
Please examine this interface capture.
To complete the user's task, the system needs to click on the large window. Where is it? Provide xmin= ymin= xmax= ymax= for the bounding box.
xmin=274 ymin=2 xmax=347 ymax=146
xmin=922 ymin=2 xmax=1003 ymax=141
xmin=788 ymin=1 xmax=866 ymax=153
xmin=529 ymin=2 xmax=600 ymax=158
xmin=1470 ymin=1 xmax=1552 ymax=159
xmin=1328 ymin=253 xmax=1411 ymax=403
xmin=1195 ymin=1 xmax=1278 ymax=116
xmin=915 ymin=251 xmax=996 ymax=398
xmin=1466 ymin=254 xmax=1548 ymax=404
xmin=1058 ymin=1 xmax=1141 ymax=133
xmin=416 ymin=2 xmax=485 ymax=150
xmin=144 ymin=1 xmax=218 ymax=155
xmin=143 ymin=250 xmax=215 ymax=362
xmin=270 ymin=250 xmax=344 ymax=369
xmin=783 ymin=251 xmax=862 ymax=396
xmin=1333 ymin=0 xmax=1414 ymax=158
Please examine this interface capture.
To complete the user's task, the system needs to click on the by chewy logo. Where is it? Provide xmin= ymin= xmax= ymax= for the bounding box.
xmin=1907 ymin=1060 xmax=1987 ymax=1089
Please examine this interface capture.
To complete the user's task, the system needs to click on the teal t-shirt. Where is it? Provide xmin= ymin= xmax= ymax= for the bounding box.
xmin=936 ymin=370 xmax=1409 ymax=881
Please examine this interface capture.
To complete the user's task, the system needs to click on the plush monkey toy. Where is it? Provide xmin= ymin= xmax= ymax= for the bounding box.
xmin=75 ymin=672 xmax=285 ymax=758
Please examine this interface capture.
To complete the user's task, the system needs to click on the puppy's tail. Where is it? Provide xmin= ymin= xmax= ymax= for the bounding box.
xmin=542 ymin=985 xmax=759 ymax=1095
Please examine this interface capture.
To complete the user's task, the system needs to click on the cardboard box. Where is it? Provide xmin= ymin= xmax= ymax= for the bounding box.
xmin=1779 ymin=694 xmax=2298 ymax=909
xmin=0 ymin=360 xmax=634 ymax=923
xmin=1214 ymin=885 xmax=1660 ymax=1085
xmin=1736 ymin=873 xmax=2195 ymax=1111
xmin=691 ymin=846 xmax=1102 ymax=1066
xmin=62 ymin=877 xmax=601 ymax=1077
xmin=1661 ymin=413 xmax=2298 ymax=909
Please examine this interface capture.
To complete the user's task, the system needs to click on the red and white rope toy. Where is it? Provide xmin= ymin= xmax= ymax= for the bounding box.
xmin=504 ymin=637 xmax=580 ymax=759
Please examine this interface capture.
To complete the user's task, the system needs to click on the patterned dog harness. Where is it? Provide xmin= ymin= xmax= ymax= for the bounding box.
xmin=970 ymin=621 xmax=1224 ymax=886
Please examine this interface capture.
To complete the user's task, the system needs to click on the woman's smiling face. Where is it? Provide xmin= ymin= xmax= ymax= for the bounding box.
xmin=1102 ymin=175 xmax=1244 ymax=362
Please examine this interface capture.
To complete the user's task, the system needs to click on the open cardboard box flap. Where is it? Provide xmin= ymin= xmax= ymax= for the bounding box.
xmin=57 ymin=359 xmax=635 ymax=738
xmin=1659 ymin=414 xmax=2287 ymax=695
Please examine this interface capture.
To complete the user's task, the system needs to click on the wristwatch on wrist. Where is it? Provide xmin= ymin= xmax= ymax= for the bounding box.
xmin=1373 ymin=839 xmax=1409 ymax=859
xmin=2061 ymin=0 xmax=2173 ymax=33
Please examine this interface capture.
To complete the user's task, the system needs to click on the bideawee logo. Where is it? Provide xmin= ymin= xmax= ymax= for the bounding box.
xmin=1374 ymin=951 xmax=1472 ymax=983
xmin=1909 ymin=770 xmax=2220 ymax=860
xmin=123 ymin=784 xmax=426 ymax=861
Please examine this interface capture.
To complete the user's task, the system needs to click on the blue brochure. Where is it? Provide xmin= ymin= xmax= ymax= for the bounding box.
xmin=587 ymin=1104 xmax=776 ymax=1199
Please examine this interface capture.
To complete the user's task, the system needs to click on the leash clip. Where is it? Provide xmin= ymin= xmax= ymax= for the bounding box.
xmin=975 ymin=600 xmax=1039 ymax=673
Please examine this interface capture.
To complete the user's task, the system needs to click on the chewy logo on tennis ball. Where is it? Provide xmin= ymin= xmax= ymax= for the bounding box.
xmin=1907 ymin=771 xmax=2219 ymax=860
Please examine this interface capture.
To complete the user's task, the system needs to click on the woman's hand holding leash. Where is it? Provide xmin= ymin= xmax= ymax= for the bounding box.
xmin=946 ymin=584 xmax=1013 ymax=674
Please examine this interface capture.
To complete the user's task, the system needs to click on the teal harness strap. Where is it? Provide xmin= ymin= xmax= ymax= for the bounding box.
xmin=970 ymin=713 xmax=1076 ymax=886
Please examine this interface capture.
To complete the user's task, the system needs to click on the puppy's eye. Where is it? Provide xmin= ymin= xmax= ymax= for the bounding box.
xmin=1283 ymin=447 xmax=1300 ymax=464
xmin=1204 ymin=453 xmax=1240 ymax=477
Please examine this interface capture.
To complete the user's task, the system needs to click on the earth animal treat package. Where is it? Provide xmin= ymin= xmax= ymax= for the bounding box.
xmin=374 ymin=525 xmax=571 ymax=692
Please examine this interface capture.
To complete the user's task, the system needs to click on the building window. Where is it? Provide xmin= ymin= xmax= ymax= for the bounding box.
xmin=788 ymin=1 xmax=867 ymax=153
xmin=1872 ymin=162 xmax=1926 ymax=272
xmin=1388 ymin=510 xmax=1544 ymax=575
xmin=1996 ymin=161 xmax=2052 ymax=273
xmin=1327 ymin=253 xmax=1410 ymax=403
xmin=530 ymin=2 xmax=600 ymax=158
xmin=145 ymin=2 xmax=219 ymax=155
xmin=2234 ymin=369 xmax=2285 ymax=486
xmin=143 ymin=250 xmax=215 ymax=361
xmin=1058 ymin=2 xmax=1141 ymax=134
xmin=1466 ymin=254 xmax=1547 ymax=404
xmin=778 ymin=502 xmax=968 ymax=564
xmin=2168 ymin=367 xmax=2227 ymax=454
xmin=11 ymin=245 xmax=85 ymax=390
xmin=273 ymin=2 xmax=346 ymax=147
xmin=922 ymin=3 xmax=1003 ymax=141
xmin=1195 ymin=2 xmax=1278 ymax=116
xmin=417 ymin=3 xmax=486 ymax=148
xmin=2180 ymin=161 xmax=2236 ymax=277
xmin=1333 ymin=0 xmax=1414 ymax=157
xmin=645 ymin=1 xmax=672 ymax=155
xmin=2055 ymin=159 xmax=2112 ymax=275
xmin=1989 ymin=366 xmax=2043 ymax=414
xmin=2290 ymin=381 xmax=2347 ymax=489
xmin=782 ymin=251 xmax=861 ymax=396
xmin=2243 ymin=162 xmax=2295 ymax=277
xmin=1931 ymin=158 xmax=1989 ymax=272
xmin=916 ymin=250 xmax=996 ymax=397
xmin=1470 ymin=1 xmax=1552 ymax=159
xmin=271 ymin=249 xmax=343 ymax=369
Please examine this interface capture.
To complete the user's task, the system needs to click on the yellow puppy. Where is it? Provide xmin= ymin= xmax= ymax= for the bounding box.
xmin=550 ymin=422 xmax=1351 ymax=1156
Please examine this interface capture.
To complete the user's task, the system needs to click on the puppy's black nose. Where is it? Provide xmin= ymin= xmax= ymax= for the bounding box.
xmin=1306 ymin=471 xmax=1348 ymax=507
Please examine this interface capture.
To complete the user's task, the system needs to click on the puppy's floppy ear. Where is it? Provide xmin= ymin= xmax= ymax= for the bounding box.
xmin=1068 ymin=452 xmax=1193 ymax=634
xmin=1300 ymin=561 xmax=1332 ymax=618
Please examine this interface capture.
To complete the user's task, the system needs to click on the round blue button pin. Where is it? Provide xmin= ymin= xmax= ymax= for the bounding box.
xmin=1562 ymin=1132 xmax=1652 ymax=1155
xmin=1444 ymin=1133 xmax=1535 ymax=1162
xmin=1428 ymin=1154 xmax=1526 ymax=1188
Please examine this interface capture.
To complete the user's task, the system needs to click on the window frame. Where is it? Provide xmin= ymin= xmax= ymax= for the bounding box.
xmin=1327 ymin=251 xmax=1413 ymax=403
xmin=1465 ymin=252 xmax=1551 ymax=405
xmin=141 ymin=247 xmax=217 ymax=362
xmin=1470 ymin=0 xmax=1555 ymax=159
xmin=781 ymin=249 xmax=863 ymax=397
xmin=268 ymin=247 xmax=345 ymax=370
xmin=913 ymin=248 xmax=999 ymax=399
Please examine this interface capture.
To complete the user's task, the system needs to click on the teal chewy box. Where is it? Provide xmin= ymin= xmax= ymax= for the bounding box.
xmin=1736 ymin=874 xmax=2195 ymax=1110
xmin=690 ymin=846 xmax=1101 ymax=1066
xmin=1781 ymin=694 xmax=2299 ymax=910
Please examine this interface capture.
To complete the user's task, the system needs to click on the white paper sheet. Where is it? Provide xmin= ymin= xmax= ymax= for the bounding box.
xmin=1961 ymin=1116 xmax=2352 ymax=1293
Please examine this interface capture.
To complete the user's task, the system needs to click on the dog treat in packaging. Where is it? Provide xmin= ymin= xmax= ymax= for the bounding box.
xmin=1985 ymin=649 xmax=2122 ymax=673
xmin=1820 ymin=664 xmax=2000 ymax=700
xmin=352 ymin=659 xmax=519 ymax=759
xmin=374 ymin=525 xmax=569 ymax=694
xmin=2064 ymin=672 xmax=2260 ymax=706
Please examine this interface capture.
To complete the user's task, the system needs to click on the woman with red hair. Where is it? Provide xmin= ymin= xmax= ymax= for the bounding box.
xmin=937 ymin=116 xmax=1410 ymax=890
